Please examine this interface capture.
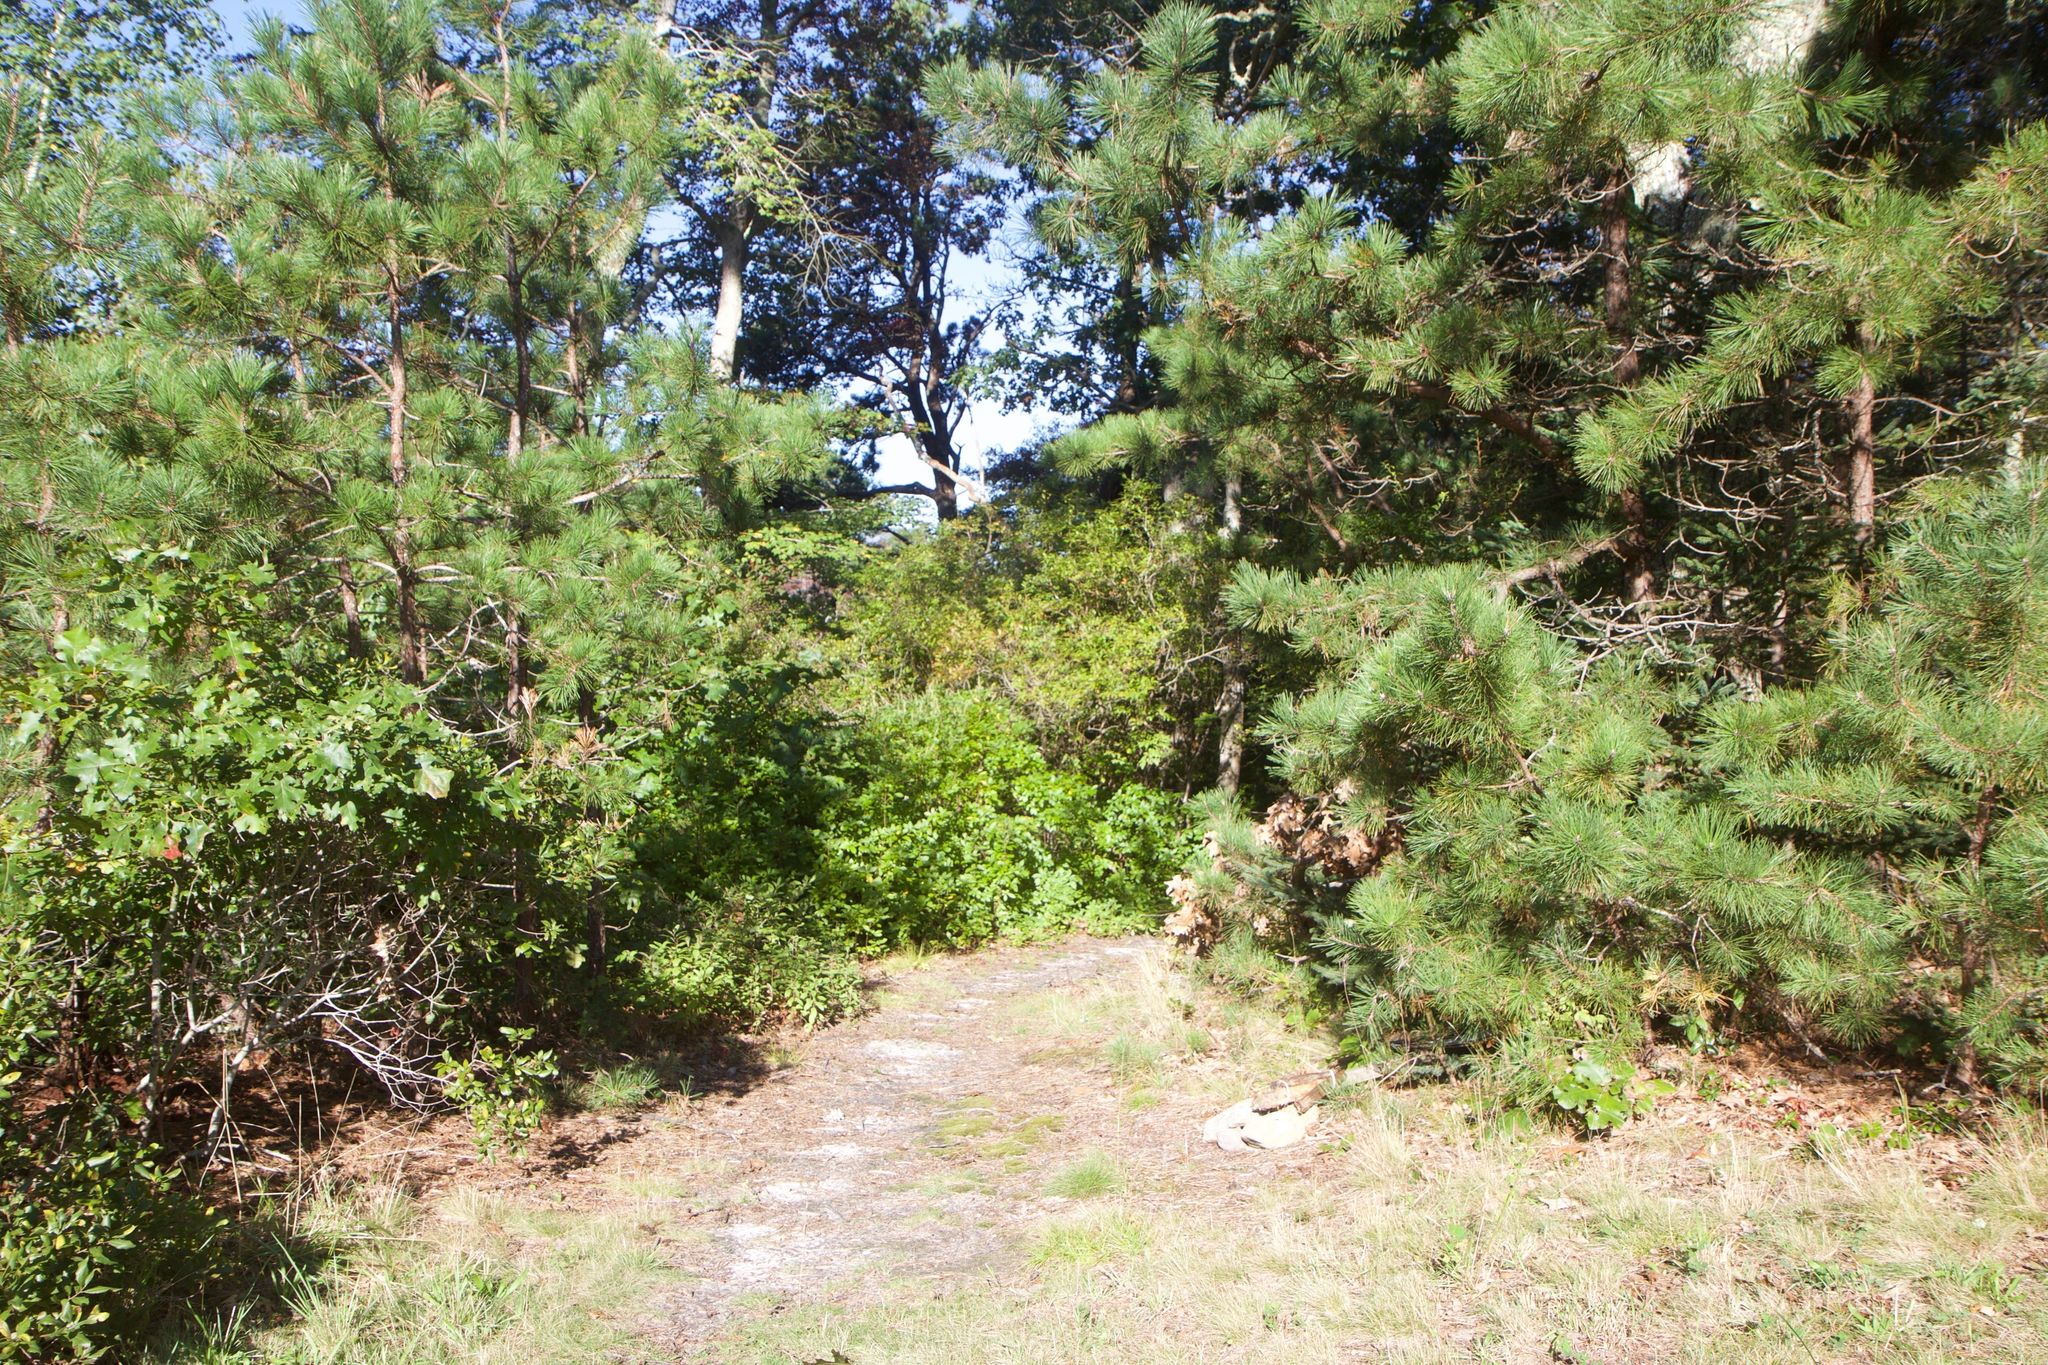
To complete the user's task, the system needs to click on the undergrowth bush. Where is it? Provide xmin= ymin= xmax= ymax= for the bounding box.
xmin=817 ymin=692 xmax=1188 ymax=948
xmin=629 ymin=884 xmax=866 ymax=1031
xmin=0 ymin=939 xmax=229 ymax=1360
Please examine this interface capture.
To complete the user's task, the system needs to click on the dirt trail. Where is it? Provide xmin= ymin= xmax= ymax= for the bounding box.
xmin=662 ymin=941 xmax=1143 ymax=1320
xmin=520 ymin=936 xmax=1280 ymax=1359
xmin=313 ymin=936 xmax=2048 ymax=1363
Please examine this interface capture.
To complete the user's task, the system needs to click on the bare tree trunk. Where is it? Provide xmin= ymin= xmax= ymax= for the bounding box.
xmin=1112 ymin=266 xmax=1142 ymax=415
xmin=506 ymin=236 xmax=531 ymax=464
xmin=564 ymin=293 xmax=589 ymax=437
xmin=1600 ymin=172 xmax=1657 ymax=606
xmin=706 ymin=0 xmax=782 ymax=385
xmin=709 ymin=215 xmax=748 ymax=383
xmin=32 ymin=461 xmax=65 ymax=831
xmin=929 ymin=454 xmax=959 ymax=519
xmin=576 ymin=685 xmax=608 ymax=977
xmin=19 ymin=3 xmax=66 ymax=188
xmin=903 ymin=312 xmax=962 ymax=518
xmin=338 ymin=561 xmax=367 ymax=659
xmin=1214 ymin=666 xmax=1246 ymax=797
xmin=1215 ymin=471 xmax=1247 ymax=794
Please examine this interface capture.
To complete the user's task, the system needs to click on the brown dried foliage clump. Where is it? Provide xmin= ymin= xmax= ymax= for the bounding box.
xmin=1164 ymin=787 xmax=1393 ymax=954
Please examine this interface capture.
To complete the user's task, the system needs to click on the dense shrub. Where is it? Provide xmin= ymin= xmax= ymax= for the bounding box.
xmin=832 ymin=487 xmax=1233 ymax=788
xmin=0 ymin=938 xmax=229 ymax=1360
xmin=816 ymin=692 xmax=1190 ymax=948
xmin=2 ymin=553 xmax=541 ymax=1110
xmin=1703 ymin=466 xmax=2048 ymax=1090
xmin=619 ymin=688 xmax=1189 ymax=1027
xmin=630 ymin=884 xmax=866 ymax=1030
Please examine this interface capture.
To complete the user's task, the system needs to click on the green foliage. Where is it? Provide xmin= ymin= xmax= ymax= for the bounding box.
xmin=1199 ymin=464 xmax=2048 ymax=1103
xmin=1203 ymin=559 xmax=1902 ymax=1099
xmin=833 ymin=488 xmax=1216 ymax=785
xmin=6 ymin=0 xmax=2046 ymax=1350
xmin=0 ymin=938 xmax=228 ymax=1361
xmin=436 ymin=1029 xmax=558 ymax=1162
xmin=1549 ymin=1055 xmax=1675 ymax=1134
xmin=1704 ymin=462 xmax=2048 ymax=1088
xmin=816 ymin=692 xmax=1189 ymax=948
xmin=631 ymin=889 xmax=866 ymax=1032
xmin=1 ymin=549 xmax=553 ymax=1098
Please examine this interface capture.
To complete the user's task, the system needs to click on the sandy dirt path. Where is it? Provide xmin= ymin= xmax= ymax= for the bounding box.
xmin=504 ymin=936 xmax=1307 ymax=1360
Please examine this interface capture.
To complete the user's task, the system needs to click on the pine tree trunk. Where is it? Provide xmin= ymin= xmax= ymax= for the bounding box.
xmin=576 ymin=685 xmax=608 ymax=978
xmin=1846 ymin=357 xmax=1877 ymax=544
xmin=564 ymin=293 xmax=589 ymax=437
xmin=1954 ymin=785 xmax=2001 ymax=1090
xmin=32 ymin=465 xmax=63 ymax=831
xmin=1215 ymin=472 xmax=1247 ymax=795
xmin=338 ymin=561 xmax=367 ymax=659
xmin=506 ymin=236 xmax=531 ymax=464
xmin=1112 ymin=266 xmax=1142 ymax=414
xmin=1214 ymin=665 xmax=1246 ymax=797
xmin=1600 ymin=171 xmax=1657 ymax=606
xmin=386 ymin=277 xmax=425 ymax=685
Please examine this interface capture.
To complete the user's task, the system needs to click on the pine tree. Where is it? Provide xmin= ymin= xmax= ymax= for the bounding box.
xmin=1207 ymin=557 xmax=1899 ymax=1106
xmin=1706 ymin=461 xmax=2048 ymax=1088
xmin=2 ymin=0 xmax=847 ymax=1087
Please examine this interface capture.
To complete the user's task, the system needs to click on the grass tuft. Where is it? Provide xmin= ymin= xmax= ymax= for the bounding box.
xmin=1103 ymin=1031 xmax=1165 ymax=1084
xmin=1030 ymin=1211 xmax=1148 ymax=1267
xmin=571 ymin=1062 xmax=664 ymax=1111
xmin=1044 ymin=1150 xmax=1122 ymax=1199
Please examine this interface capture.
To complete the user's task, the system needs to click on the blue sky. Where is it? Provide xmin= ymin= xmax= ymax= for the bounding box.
xmin=203 ymin=0 xmax=1055 ymax=512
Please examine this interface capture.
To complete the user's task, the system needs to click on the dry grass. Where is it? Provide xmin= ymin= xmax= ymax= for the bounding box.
xmin=167 ymin=942 xmax=2048 ymax=1363
xmin=722 ymin=954 xmax=2048 ymax=1364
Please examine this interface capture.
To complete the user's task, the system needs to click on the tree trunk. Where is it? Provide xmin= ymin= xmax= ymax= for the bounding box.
xmin=506 ymin=235 xmax=531 ymax=464
xmin=576 ymin=685 xmax=608 ymax=977
xmin=930 ymin=457 xmax=959 ymax=519
xmin=338 ymin=561 xmax=367 ymax=659
xmin=1953 ymin=784 xmax=2001 ymax=1090
xmin=706 ymin=0 xmax=782 ymax=385
xmin=1214 ymin=665 xmax=1247 ymax=797
xmin=1111 ymin=266 xmax=1143 ymax=414
xmin=502 ymin=229 xmax=537 ymax=721
xmin=709 ymin=215 xmax=748 ymax=383
xmin=386 ymin=277 xmax=424 ymax=685
xmin=1845 ymin=354 xmax=1877 ymax=543
xmin=1214 ymin=472 xmax=1247 ymax=794
xmin=1600 ymin=172 xmax=1657 ymax=606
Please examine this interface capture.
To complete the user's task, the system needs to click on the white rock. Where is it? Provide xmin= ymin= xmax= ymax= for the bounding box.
xmin=1240 ymin=1103 xmax=1318 ymax=1150
xmin=1202 ymin=1099 xmax=1256 ymax=1146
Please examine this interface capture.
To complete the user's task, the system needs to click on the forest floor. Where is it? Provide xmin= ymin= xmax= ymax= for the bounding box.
xmin=216 ymin=937 xmax=2048 ymax=1364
